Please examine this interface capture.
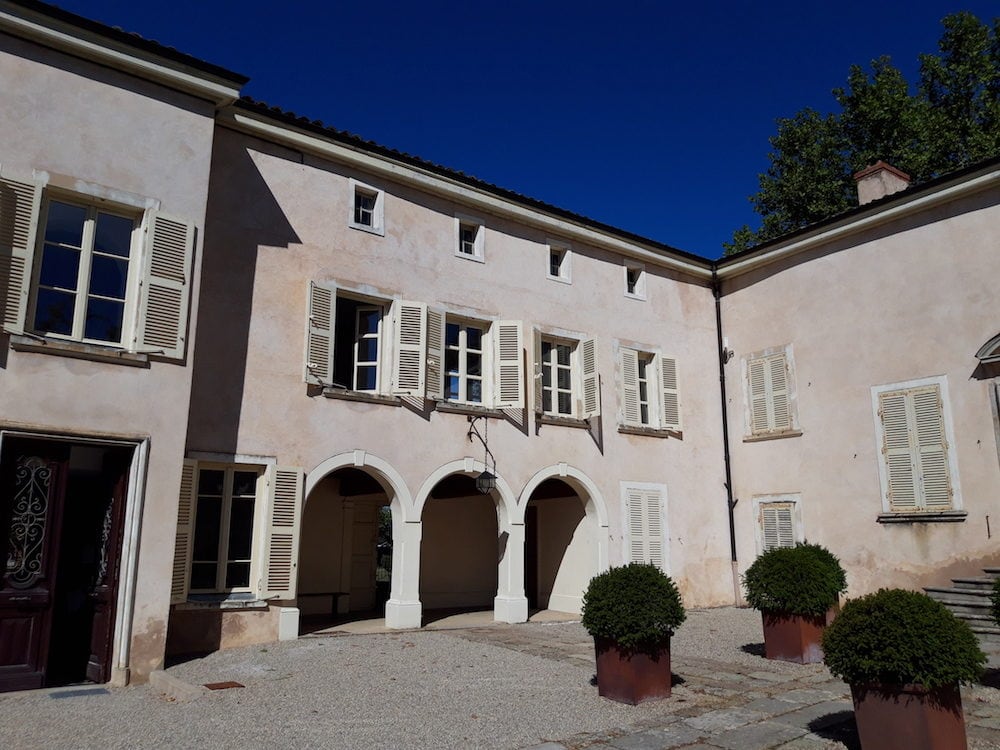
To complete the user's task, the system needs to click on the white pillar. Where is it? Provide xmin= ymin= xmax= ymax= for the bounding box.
xmin=385 ymin=519 xmax=422 ymax=629
xmin=494 ymin=522 xmax=528 ymax=623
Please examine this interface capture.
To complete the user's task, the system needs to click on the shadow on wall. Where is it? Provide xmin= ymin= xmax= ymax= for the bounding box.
xmin=186 ymin=134 xmax=301 ymax=454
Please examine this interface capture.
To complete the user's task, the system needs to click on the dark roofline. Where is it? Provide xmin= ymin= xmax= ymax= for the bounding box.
xmin=4 ymin=0 xmax=249 ymax=85
xmin=233 ymin=97 xmax=712 ymax=268
xmin=717 ymin=152 xmax=1000 ymax=267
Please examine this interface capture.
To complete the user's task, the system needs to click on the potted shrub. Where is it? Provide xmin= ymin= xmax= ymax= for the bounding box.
xmin=580 ymin=562 xmax=686 ymax=705
xmin=742 ymin=543 xmax=847 ymax=663
xmin=823 ymin=588 xmax=985 ymax=750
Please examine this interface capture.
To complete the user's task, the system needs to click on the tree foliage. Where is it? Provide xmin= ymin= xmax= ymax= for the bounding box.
xmin=725 ymin=12 xmax=1000 ymax=256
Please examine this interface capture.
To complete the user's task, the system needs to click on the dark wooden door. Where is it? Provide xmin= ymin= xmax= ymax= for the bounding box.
xmin=0 ymin=440 xmax=69 ymax=692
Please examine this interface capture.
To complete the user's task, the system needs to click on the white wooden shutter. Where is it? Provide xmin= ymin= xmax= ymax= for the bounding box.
xmin=0 ymin=176 xmax=43 ymax=334
xmin=493 ymin=320 xmax=524 ymax=408
xmin=391 ymin=300 xmax=427 ymax=395
xmin=768 ymin=353 xmax=791 ymax=431
xmin=748 ymin=357 xmax=769 ymax=433
xmin=913 ymin=386 xmax=952 ymax=509
xmin=425 ymin=307 xmax=445 ymax=400
xmin=533 ymin=328 xmax=543 ymax=414
xmin=262 ymin=466 xmax=303 ymax=600
xmin=170 ymin=459 xmax=197 ymax=604
xmin=626 ymin=486 xmax=646 ymax=564
xmin=580 ymin=338 xmax=600 ymax=419
xmin=135 ymin=212 xmax=195 ymax=359
xmin=659 ymin=355 xmax=682 ymax=431
xmin=880 ymin=390 xmax=918 ymax=511
xmin=760 ymin=502 xmax=795 ymax=552
xmin=645 ymin=490 xmax=665 ymax=570
xmin=626 ymin=487 xmax=665 ymax=571
xmin=620 ymin=348 xmax=641 ymax=426
xmin=304 ymin=280 xmax=336 ymax=384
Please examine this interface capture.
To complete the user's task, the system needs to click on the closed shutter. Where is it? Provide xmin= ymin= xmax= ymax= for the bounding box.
xmin=391 ymin=300 xmax=427 ymax=395
xmin=261 ymin=466 xmax=303 ymax=600
xmin=580 ymin=338 xmax=600 ymax=419
xmin=880 ymin=386 xmax=952 ymax=511
xmin=0 ymin=176 xmax=43 ymax=334
xmin=626 ymin=487 xmax=665 ymax=571
xmin=135 ymin=212 xmax=195 ymax=360
xmin=659 ymin=355 xmax=682 ymax=431
xmin=532 ymin=328 xmax=543 ymax=414
xmin=304 ymin=280 xmax=336 ymax=384
xmin=425 ymin=307 xmax=445 ymax=400
xmin=170 ymin=459 xmax=197 ymax=604
xmin=913 ymin=387 xmax=951 ymax=510
xmin=645 ymin=490 xmax=665 ymax=570
xmin=620 ymin=348 xmax=641 ymax=426
xmin=880 ymin=390 xmax=919 ymax=511
xmin=748 ymin=353 xmax=790 ymax=433
xmin=626 ymin=486 xmax=646 ymax=564
xmin=760 ymin=502 xmax=795 ymax=552
xmin=493 ymin=320 xmax=524 ymax=408
xmin=748 ymin=357 xmax=769 ymax=433
xmin=768 ymin=354 xmax=791 ymax=430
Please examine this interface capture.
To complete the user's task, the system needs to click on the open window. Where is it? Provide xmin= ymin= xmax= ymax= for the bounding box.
xmin=619 ymin=348 xmax=681 ymax=432
xmin=533 ymin=332 xmax=599 ymax=420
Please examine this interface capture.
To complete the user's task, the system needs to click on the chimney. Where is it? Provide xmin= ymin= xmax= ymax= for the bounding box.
xmin=853 ymin=161 xmax=911 ymax=206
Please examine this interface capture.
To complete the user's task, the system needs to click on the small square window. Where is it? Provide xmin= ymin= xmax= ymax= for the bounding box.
xmin=546 ymin=242 xmax=571 ymax=283
xmin=348 ymin=179 xmax=384 ymax=235
xmin=454 ymin=215 xmax=485 ymax=262
xmin=624 ymin=263 xmax=645 ymax=299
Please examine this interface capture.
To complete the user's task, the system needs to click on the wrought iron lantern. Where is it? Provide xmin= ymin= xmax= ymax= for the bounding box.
xmin=467 ymin=415 xmax=497 ymax=495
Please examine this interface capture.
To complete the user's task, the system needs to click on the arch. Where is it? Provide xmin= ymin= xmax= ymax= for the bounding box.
xmin=516 ymin=463 xmax=609 ymax=528
xmin=976 ymin=332 xmax=1000 ymax=364
xmin=305 ymin=450 xmax=414 ymax=523
xmin=413 ymin=457 xmax=517 ymax=527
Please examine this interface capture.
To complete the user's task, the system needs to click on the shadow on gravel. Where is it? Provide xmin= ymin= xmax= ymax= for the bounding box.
xmin=740 ymin=642 xmax=766 ymax=657
xmin=981 ymin=668 xmax=1000 ymax=689
xmin=807 ymin=710 xmax=860 ymax=750
xmin=587 ymin=673 xmax=686 ymax=687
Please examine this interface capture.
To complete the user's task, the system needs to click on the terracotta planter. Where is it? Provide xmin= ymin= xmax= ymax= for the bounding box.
xmin=761 ymin=610 xmax=827 ymax=663
xmin=851 ymin=682 xmax=966 ymax=750
xmin=593 ymin=636 xmax=672 ymax=705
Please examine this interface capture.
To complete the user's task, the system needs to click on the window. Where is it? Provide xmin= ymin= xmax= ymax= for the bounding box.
xmin=619 ymin=348 xmax=682 ymax=431
xmin=454 ymin=215 xmax=484 ymax=261
xmin=0 ymin=172 xmax=195 ymax=360
xmin=753 ymin=494 xmax=801 ymax=553
xmin=534 ymin=333 xmax=600 ymax=419
xmin=622 ymin=482 xmax=667 ymax=572
xmin=547 ymin=242 xmax=571 ymax=283
xmin=172 ymin=461 xmax=305 ymax=603
xmin=445 ymin=320 xmax=486 ymax=404
xmin=348 ymin=179 xmax=384 ymax=235
xmin=624 ymin=262 xmax=645 ymax=299
xmin=872 ymin=378 xmax=960 ymax=515
xmin=743 ymin=345 xmax=799 ymax=437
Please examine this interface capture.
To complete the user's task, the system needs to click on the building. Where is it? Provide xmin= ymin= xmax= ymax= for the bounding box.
xmin=0 ymin=0 xmax=997 ymax=692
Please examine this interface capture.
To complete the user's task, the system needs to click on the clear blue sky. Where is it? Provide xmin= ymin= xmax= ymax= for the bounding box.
xmin=49 ymin=0 xmax=999 ymax=259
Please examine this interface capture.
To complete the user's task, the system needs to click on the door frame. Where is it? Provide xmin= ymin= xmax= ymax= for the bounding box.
xmin=0 ymin=429 xmax=149 ymax=687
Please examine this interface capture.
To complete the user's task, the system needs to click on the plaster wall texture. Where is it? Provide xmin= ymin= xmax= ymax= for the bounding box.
xmin=721 ymin=186 xmax=1000 ymax=596
xmin=532 ymin=495 xmax=591 ymax=613
xmin=189 ymin=127 xmax=734 ymax=611
xmin=0 ymin=36 xmax=217 ymax=678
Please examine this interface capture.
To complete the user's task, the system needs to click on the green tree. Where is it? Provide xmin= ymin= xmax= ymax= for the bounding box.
xmin=726 ymin=12 xmax=1000 ymax=256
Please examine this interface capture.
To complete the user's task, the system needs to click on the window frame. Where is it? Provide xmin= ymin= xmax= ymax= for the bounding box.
xmin=546 ymin=240 xmax=572 ymax=284
xmin=620 ymin=481 xmax=669 ymax=574
xmin=539 ymin=336 xmax=577 ymax=417
xmin=751 ymin=494 xmax=803 ymax=553
xmin=348 ymin=178 xmax=385 ymax=236
xmin=623 ymin=261 xmax=646 ymax=300
xmin=454 ymin=214 xmax=485 ymax=263
xmin=741 ymin=344 xmax=800 ymax=439
xmin=618 ymin=345 xmax=682 ymax=433
xmin=443 ymin=317 xmax=491 ymax=406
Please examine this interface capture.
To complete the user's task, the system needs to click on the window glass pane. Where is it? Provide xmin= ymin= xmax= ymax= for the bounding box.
xmin=84 ymin=297 xmax=124 ymax=342
xmin=190 ymin=562 xmax=218 ymax=590
xmin=466 ymin=327 xmax=482 ymax=351
xmin=541 ymin=366 xmax=551 ymax=387
xmin=467 ymin=379 xmax=482 ymax=403
xmin=557 ymin=392 xmax=572 ymax=414
xmin=228 ymin=497 xmax=255 ymax=559
xmin=226 ymin=562 xmax=251 ymax=589
xmin=357 ymin=338 xmax=378 ymax=363
xmin=446 ymin=375 xmax=460 ymax=400
xmin=192 ymin=496 xmax=221 ymax=560
xmin=556 ymin=344 xmax=571 ymax=365
xmin=44 ymin=201 xmax=86 ymax=247
xmin=638 ymin=382 xmax=648 ymax=401
xmin=557 ymin=368 xmax=571 ymax=390
xmin=39 ymin=245 xmax=81 ymax=290
xmin=232 ymin=471 xmax=258 ymax=497
xmin=356 ymin=366 xmax=377 ymax=390
xmin=33 ymin=288 xmax=75 ymax=335
xmin=357 ymin=309 xmax=380 ymax=335
xmin=88 ymin=255 xmax=128 ymax=299
xmin=198 ymin=470 xmax=225 ymax=496
xmin=467 ymin=353 xmax=482 ymax=377
xmin=94 ymin=213 xmax=133 ymax=258
xmin=542 ymin=391 xmax=552 ymax=413
xmin=445 ymin=349 xmax=459 ymax=374
xmin=541 ymin=341 xmax=552 ymax=358
xmin=640 ymin=404 xmax=649 ymax=424
xmin=445 ymin=323 xmax=459 ymax=347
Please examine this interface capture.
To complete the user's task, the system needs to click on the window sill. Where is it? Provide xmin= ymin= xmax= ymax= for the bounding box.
xmin=454 ymin=251 xmax=485 ymax=264
xmin=9 ymin=334 xmax=150 ymax=368
xmin=435 ymin=402 xmax=505 ymax=418
xmin=537 ymin=413 xmax=591 ymax=429
xmin=618 ymin=425 xmax=679 ymax=439
xmin=877 ymin=510 xmax=967 ymax=524
xmin=348 ymin=221 xmax=384 ymax=236
xmin=322 ymin=388 xmax=402 ymax=406
xmin=546 ymin=274 xmax=572 ymax=285
xmin=623 ymin=292 xmax=647 ymax=301
xmin=743 ymin=429 xmax=803 ymax=443
xmin=174 ymin=594 xmax=269 ymax=610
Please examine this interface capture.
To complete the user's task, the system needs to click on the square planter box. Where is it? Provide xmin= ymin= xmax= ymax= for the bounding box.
xmin=851 ymin=682 xmax=967 ymax=750
xmin=593 ymin=636 xmax=672 ymax=705
xmin=761 ymin=611 xmax=827 ymax=663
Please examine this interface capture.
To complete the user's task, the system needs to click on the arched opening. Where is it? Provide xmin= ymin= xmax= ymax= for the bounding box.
xmin=297 ymin=467 xmax=392 ymax=632
xmin=524 ymin=478 xmax=594 ymax=615
xmin=419 ymin=473 xmax=499 ymax=623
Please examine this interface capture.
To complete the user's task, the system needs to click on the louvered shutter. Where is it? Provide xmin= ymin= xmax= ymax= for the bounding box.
xmin=659 ymin=355 xmax=682 ymax=430
xmin=620 ymin=348 xmax=641 ymax=426
xmin=626 ymin=488 xmax=665 ymax=571
xmin=768 ymin=354 xmax=791 ymax=430
xmin=880 ymin=390 xmax=918 ymax=511
xmin=135 ymin=212 xmax=195 ymax=359
xmin=760 ymin=502 xmax=795 ymax=552
xmin=493 ymin=321 xmax=524 ymax=408
xmin=391 ymin=300 xmax=427 ymax=395
xmin=170 ymin=459 xmax=197 ymax=604
xmin=913 ymin=387 xmax=951 ymax=509
xmin=425 ymin=307 xmax=445 ymax=400
xmin=304 ymin=280 xmax=336 ymax=384
xmin=0 ymin=176 xmax=43 ymax=334
xmin=262 ymin=466 xmax=303 ymax=600
xmin=580 ymin=338 xmax=600 ymax=418
xmin=748 ymin=357 xmax=769 ymax=433
xmin=533 ymin=328 xmax=543 ymax=414
xmin=626 ymin=487 xmax=647 ymax=564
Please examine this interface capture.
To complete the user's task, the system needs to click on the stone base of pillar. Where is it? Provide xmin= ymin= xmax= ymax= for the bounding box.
xmin=385 ymin=599 xmax=422 ymax=629
xmin=493 ymin=595 xmax=529 ymax=624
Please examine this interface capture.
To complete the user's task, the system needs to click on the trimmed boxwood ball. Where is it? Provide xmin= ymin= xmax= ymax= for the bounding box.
xmin=822 ymin=588 xmax=986 ymax=689
xmin=742 ymin=543 xmax=847 ymax=617
xmin=581 ymin=563 xmax=686 ymax=652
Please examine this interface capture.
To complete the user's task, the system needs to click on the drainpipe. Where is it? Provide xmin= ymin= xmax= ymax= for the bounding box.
xmin=712 ymin=268 xmax=741 ymax=606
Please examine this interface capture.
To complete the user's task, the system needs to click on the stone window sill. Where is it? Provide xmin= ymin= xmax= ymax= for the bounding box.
xmin=434 ymin=401 xmax=505 ymax=418
xmin=877 ymin=510 xmax=967 ymax=524
xmin=9 ymin=334 xmax=149 ymax=367
xmin=174 ymin=594 xmax=269 ymax=610
xmin=618 ymin=425 xmax=679 ymax=439
xmin=322 ymin=388 xmax=402 ymax=406
xmin=537 ymin=414 xmax=591 ymax=429
xmin=743 ymin=429 xmax=803 ymax=443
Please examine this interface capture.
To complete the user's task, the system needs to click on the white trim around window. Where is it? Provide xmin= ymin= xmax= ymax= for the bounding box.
xmin=623 ymin=261 xmax=646 ymax=300
xmin=348 ymin=178 xmax=385 ymax=235
xmin=741 ymin=344 xmax=801 ymax=439
xmin=751 ymin=493 xmax=803 ymax=554
xmin=454 ymin=213 xmax=485 ymax=262
xmin=620 ymin=481 xmax=669 ymax=574
xmin=546 ymin=240 xmax=572 ymax=284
